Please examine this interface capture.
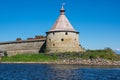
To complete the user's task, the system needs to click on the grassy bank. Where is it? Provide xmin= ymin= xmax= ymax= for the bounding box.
xmin=1 ymin=48 xmax=120 ymax=62
xmin=1 ymin=54 xmax=57 ymax=62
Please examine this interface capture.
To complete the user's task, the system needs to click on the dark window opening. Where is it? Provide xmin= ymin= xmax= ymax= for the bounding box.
xmin=65 ymin=32 xmax=68 ymax=35
xmin=74 ymin=39 xmax=76 ymax=41
xmin=61 ymin=38 xmax=64 ymax=41
xmin=53 ymin=44 xmax=55 ymax=46
xmin=49 ymin=39 xmax=51 ymax=41
xmin=53 ymin=32 xmax=55 ymax=35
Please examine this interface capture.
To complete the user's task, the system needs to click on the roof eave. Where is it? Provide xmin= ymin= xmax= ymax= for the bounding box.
xmin=46 ymin=30 xmax=79 ymax=34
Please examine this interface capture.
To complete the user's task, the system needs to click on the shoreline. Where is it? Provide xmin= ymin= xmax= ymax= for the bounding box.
xmin=1 ymin=58 xmax=120 ymax=66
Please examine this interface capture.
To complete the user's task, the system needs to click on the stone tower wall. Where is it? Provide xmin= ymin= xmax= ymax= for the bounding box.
xmin=46 ymin=31 xmax=82 ymax=53
xmin=0 ymin=40 xmax=45 ymax=56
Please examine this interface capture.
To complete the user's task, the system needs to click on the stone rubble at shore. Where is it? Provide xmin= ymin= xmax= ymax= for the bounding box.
xmin=1 ymin=58 xmax=120 ymax=66
xmin=56 ymin=58 xmax=120 ymax=66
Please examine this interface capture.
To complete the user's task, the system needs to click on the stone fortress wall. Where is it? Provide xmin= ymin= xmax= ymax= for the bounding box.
xmin=0 ymin=36 xmax=46 ymax=56
xmin=46 ymin=31 xmax=83 ymax=53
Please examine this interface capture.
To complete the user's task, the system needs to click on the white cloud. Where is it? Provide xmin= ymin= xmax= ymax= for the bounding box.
xmin=115 ymin=48 xmax=120 ymax=51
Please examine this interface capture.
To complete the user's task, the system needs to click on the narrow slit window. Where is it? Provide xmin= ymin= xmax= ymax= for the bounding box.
xmin=53 ymin=32 xmax=55 ymax=35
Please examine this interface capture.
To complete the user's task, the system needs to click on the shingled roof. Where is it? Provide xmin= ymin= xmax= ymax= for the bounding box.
xmin=48 ymin=6 xmax=77 ymax=32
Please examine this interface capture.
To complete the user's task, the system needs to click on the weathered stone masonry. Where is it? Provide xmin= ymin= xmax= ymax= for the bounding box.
xmin=0 ymin=39 xmax=45 ymax=56
xmin=46 ymin=31 xmax=82 ymax=53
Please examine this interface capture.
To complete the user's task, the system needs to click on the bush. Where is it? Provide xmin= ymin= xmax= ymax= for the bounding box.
xmin=81 ymin=48 xmax=120 ymax=60
xmin=4 ymin=51 xmax=8 ymax=57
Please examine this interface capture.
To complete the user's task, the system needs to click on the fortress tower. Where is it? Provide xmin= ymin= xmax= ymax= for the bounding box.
xmin=46 ymin=6 xmax=83 ymax=53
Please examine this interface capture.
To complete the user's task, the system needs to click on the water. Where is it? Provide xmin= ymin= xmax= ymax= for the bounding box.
xmin=0 ymin=64 xmax=120 ymax=80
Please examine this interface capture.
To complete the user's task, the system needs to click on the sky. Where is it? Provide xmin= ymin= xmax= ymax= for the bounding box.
xmin=0 ymin=0 xmax=120 ymax=50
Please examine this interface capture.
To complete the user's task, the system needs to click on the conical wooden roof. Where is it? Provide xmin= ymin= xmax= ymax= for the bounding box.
xmin=48 ymin=6 xmax=77 ymax=32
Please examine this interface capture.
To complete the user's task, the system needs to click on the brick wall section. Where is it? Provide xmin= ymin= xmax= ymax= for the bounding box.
xmin=0 ymin=39 xmax=46 ymax=56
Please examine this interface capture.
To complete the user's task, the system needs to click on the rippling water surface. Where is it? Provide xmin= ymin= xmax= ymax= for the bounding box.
xmin=0 ymin=63 xmax=120 ymax=80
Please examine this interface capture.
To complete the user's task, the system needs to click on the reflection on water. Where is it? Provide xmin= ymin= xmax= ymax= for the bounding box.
xmin=0 ymin=63 xmax=120 ymax=80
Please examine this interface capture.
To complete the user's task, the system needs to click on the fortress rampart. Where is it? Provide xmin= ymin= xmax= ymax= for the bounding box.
xmin=0 ymin=36 xmax=46 ymax=56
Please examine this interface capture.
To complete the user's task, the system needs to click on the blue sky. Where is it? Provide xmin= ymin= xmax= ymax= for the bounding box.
xmin=0 ymin=0 xmax=120 ymax=50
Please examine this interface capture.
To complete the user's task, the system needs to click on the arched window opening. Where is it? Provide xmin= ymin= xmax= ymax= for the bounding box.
xmin=65 ymin=32 xmax=68 ymax=35
xmin=61 ymin=38 xmax=64 ymax=41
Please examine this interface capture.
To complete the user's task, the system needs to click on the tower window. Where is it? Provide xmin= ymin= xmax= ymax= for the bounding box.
xmin=65 ymin=32 xmax=68 ymax=35
xmin=61 ymin=38 xmax=64 ymax=41
xmin=53 ymin=44 xmax=55 ymax=46
xmin=49 ymin=39 xmax=51 ymax=41
xmin=53 ymin=32 xmax=55 ymax=35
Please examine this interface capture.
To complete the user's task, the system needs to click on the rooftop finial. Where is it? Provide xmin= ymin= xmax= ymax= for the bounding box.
xmin=62 ymin=2 xmax=65 ymax=6
xmin=60 ymin=3 xmax=65 ymax=15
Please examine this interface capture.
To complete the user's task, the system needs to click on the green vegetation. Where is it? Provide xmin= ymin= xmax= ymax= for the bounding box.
xmin=4 ymin=51 xmax=8 ymax=57
xmin=1 ymin=54 xmax=57 ymax=62
xmin=81 ymin=48 xmax=120 ymax=60
xmin=46 ymin=52 xmax=82 ymax=59
xmin=1 ymin=48 xmax=120 ymax=62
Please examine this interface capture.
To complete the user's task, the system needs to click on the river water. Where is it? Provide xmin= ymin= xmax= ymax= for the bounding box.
xmin=0 ymin=63 xmax=120 ymax=80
